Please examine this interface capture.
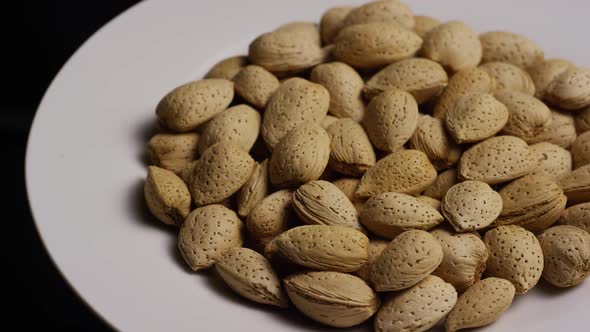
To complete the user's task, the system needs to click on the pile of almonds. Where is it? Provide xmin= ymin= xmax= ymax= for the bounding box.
xmin=143 ymin=1 xmax=590 ymax=331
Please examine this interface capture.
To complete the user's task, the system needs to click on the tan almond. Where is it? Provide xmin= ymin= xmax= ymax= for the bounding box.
xmin=178 ymin=205 xmax=243 ymax=271
xmin=320 ymin=114 xmax=339 ymax=129
xmin=326 ymin=118 xmax=376 ymax=176
xmin=233 ymin=65 xmax=280 ymax=109
xmin=484 ymin=225 xmax=544 ymax=294
xmin=357 ymin=149 xmax=437 ymax=198
xmin=311 ymin=62 xmax=366 ymax=122
xmin=480 ymin=61 xmax=535 ymax=95
xmin=529 ymin=142 xmax=572 ymax=180
xmin=558 ymin=203 xmax=590 ymax=233
xmin=332 ymin=178 xmax=366 ymax=213
xmin=445 ymin=278 xmax=515 ymax=332
xmin=538 ymin=225 xmax=590 ymax=287
xmin=144 ymin=166 xmax=191 ymax=226
xmin=479 ymin=31 xmax=544 ymax=68
xmin=204 ymin=55 xmax=248 ymax=80
xmin=147 ymin=132 xmax=199 ymax=174
xmin=445 ymin=93 xmax=509 ymax=143
xmin=431 ymin=227 xmax=488 ymax=291
xmin=410 ymin=114 xmax=462 ymax=170
xmin=237 ymin=159 xmax=270 ymax=218
xmin=360 ymin=192 xmax=444 ymax=239
xmin=572 ymin=131 xmax=590 ymax=169
xmin=527 ymin=58 xmax=574 ymax=99
xmin=189 ymin=143 xmax=255 ymax=206
xmin=545 ymin=67 xmax=590 ymax=110
xmin=495 ymin=91 xmax=552 ymax=142
xmin=527 ymin=110 xmax=577 ymax=148
xmin=576 ymin=106 xmax=590 ymax=133
xmin=333 ymin=22 xmax=422 ymax=69
xmin=413 ymin=15 xmax=441 ymax=39
xmin=156 ymin=79 xmax=234 ymax=132
xmin=342 ymin=0 xmax=414 ymax=29
xmin=215 ymin=247 xmax=288 ymax=307
xmin=423 ymin=168 xmax=459 ymax=200
xmin=559 ymin=163 xmax=590 ymax=204
xmin=416 ymin=195 xmax=442 ymax=212
xmin=262 ymin=78 xmax=329 ymax=150
xmin=442 ymin=181 xmax=503 ymax=232
xmin=356 ymin=239 xmax=389 ymax=284
xmin=371 ymin=230 xmax=443 ymax=291
xmin=433 ymin=67 xmax=496 ymax=119
xmin=284 ymin=271 xmax=380 ymax=328
xmin=269 ymin=123 xmax=330 ymax=188
xmin=246 ymin=190 xmax=295 ymax=250
xmin=364 ymin=89 xmax=419 ymax=152
xmin=197 ymin=104 xmax=260 ymax=154
xmin=375 ymin=275 xmax=457 ymax=332
xmin=265 ymin=225 xmax=369 ymax=272
xmin=458 ymin=135 xmax=535 ymax=185
xmin=292 ymin=180 xmax=364 ymax=231
xmin=422 ymin=20 xmax=482 ymax=72
xmin=320 ymin=6 xmax=354 ymax=44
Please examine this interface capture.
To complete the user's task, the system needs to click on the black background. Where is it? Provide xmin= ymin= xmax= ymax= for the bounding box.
xmin=6 ymin=1 xmax=141 ymax=330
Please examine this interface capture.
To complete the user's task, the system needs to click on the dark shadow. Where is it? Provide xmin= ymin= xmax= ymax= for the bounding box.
xmin=128 ymin=177 xmax=176 ymax=234
xmin=134 ymin=115 xmax=159 ymax=165
xmin=534 ymin=279 xmax=582 ymax=297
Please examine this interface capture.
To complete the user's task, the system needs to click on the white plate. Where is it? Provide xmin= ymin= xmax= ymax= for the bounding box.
xmin=26 ymin=0 xmax=590 ymax=331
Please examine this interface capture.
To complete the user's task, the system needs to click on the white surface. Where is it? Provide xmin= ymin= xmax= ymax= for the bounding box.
xmin=26 ymin=0 xmax=590 ymax=331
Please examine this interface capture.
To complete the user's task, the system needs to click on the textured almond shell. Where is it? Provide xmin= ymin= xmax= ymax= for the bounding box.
xmin=156 ymin=79 xmax=234 ymax=132
xmin=246 ymin=190 xmax=294 ymax=250
xmin=480 ymin=61 xmax=535 ymax=95
xmin=215 ymin=247 xmax=288 ymax=307
xmin=422 ymin=20 xmax=482 ymax=72
xmin=576 ymin=106 xmax=590 ymax=133
xmin=204 ymin=55 xmax=248 ymax=80
xmin=529 ymin=142 xmax=572 ymax=180
xmin=410 ymin=114 xmax=462 ymax=170
xmin=332 ymin=178 xmax=366 ymax=213
xmin=357 ymin=149 xmax=437 ymax=198
xmin=144 ymin=166 xmax=192 ymax=226
xmin=527 ymin=110 xmax=577 ymax=148
xmin=413 ymin=15 xmax=441 ymax=39
xmin=284 ymin=271 xmax=380 ymax=328
xmin=442 ymin=181 xmax=503 ymax=232
xmin=147 ymin=133 xmax=199 ymax=175
xmin=458 ymin=135 xmax=534 ymax=185
xmin=572 ymin=131 xmax=590 ymax=169
xmin=356 ymin=239 xmax=389 ymax=284
xmin=527 ymin=58 xmax=573 ymax=99
xmin=559 ymin=164 xmax=590 ymax=204
xmin=364 ymin=89 xmax=419 ymax=152
xmin=423 ymin=168 xmax=459 ymax=200
xmin=484 ymin=225 xmax=544 ymax=294
xmin=197 ymin=104 xmax=261 ymax=154
xmin=479 ymin=31 xmax=544 ymax=68
xmin=326 ymin=118 xmax=376 ymax=176
xmin=360 ymin=192 xmax=444 ymax=239
xmin=495 ymin=91 xmax=552 ymax=142
xmin=558 ymin=203 xmax=590 ymax=233
xmin=237 ymin=159 xmax=270 ymax=218
xmin=320 ymin=6 xmax=353 ymax=44
xmin=262 ymin=78 xmax=329 ymax=150
xmin=371 ymin=230 xmax=443 ymax=291
xmin=266 ymin=225 xmax=369 ymax=272
xmin=233 ymin=65 xmax=280 ymax=109
xmin=545 ymin=67 xmax=590 ymax=110
xmin=342 ymin=0 xmax=414 ymax=29
xmin=445 ymin=278 xmax=515 ymax=332
xmin=178 ymin=205 xmax=244 ymax=271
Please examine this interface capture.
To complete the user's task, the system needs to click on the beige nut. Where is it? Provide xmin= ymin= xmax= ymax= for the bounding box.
xmin=144 ymin=166 xmax=191 ymax=226
xmin=545 ymin=67 xmax=590 ymax=110
xmin=233 ymin=65 xmax=280 ymax=109
xmin=572 ymin=131 xmax=590 ymax=169
xmin=495 ymin=91 xmax=552 ymax=143
xmin=236 ymin=159 xmax=270 ymax=218
xmin=558 ymin=203 xmax=590 ymax=233
xmin=147 ymin=133 xmax=199 ymax=175
xmin=479 ymin=31 xmax=544 ymax=68
xmin=197 ymin=104 xmax=261 ymax=154
xmin=342 ymin=0 xmax=414 ymax=29
xmin=422 ymin=20 xmax=482 ymax=72
xmin=355 ymin=239 xmax=389 ymax=284
xmin=423 ymin=168 xmax=459 ymax=201
xmin=529 ymin=142 xmax=572 ymax=180
xmin=442 ymin=181 xmax=503 ymax=232
xmin=319 ymin=6 xmax=353 ymax=44
xmin=413 ymin=15 xmax=441 ymax=39
xmin=326 ymin=118 xmax=376 ymax=176
xmin=246 ymin=189 xmax=295 ymax=250
xmin=559 ymin=164 xmax=590 ymax=204
xmin=527 ymin=58 xmax=573 ymax=99
xmin=204 ymin=55 xmax=248 ymax=80
xmin=480 ymin=61 xmax=535 ymax=95
xmin=527 ymin=110 xmax=577 ymax=148
xmin=410 ymin=114 xmax=462 ymax=170
xmin=445 ymin=93 xmax=509 ymax=143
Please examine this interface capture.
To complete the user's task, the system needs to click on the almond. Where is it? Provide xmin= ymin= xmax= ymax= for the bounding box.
xmin=423 ymin=168 xmax=459 ymax=200
xmin=480 ymin=61 xmax=535 ymax=95
xmin=197 ymin=105 xmax=261 ymax=154
xmin=527 ymin=58 xmax=574 ymax=99
xmin=332 ymin=178 xmax=366 ymax=213
xmin=265 ymin=225 xmax=369 ymax=272
xmin=371 ymin=230 xmax=443 ymax=291
xmin=529 ymin=142 xmax=572 ymax=180
xmin=433 ymin=67 xmax=496 ymax=119
xmin=357 ymin=149 xmax=437 ymax=198
xmin=361 ymin=192 xmax=444 ymax=239
xmin=320 ymin=6 xmax=353 ymax=44
xmin=445 ymin=93 xmax=509 ymax=143
xmin=559 ymin=163 xmax=590 ymax=204
xmin=326 ymin=118 xmax=376 ymax=176
xmin=356 ymin=239 xmax=389 ymax=284
xmin=527 ymin=110 xmax=577 ymax=148
xmin=375 ymin=275 xmax=457 ymax=332
xmin=237 ymin=159 xmax=270 ymax=218
xmin=320 ymin=114 xmax=339 ymax=129
xmin=204 ymin=55 xmax=248 ymax=80
xmin=431 ymin=227 xmax=488 ymax=291
xmin=416 ymin=195 xmax=442 ymax=212
xmin=156 ymin=79 xmax=234 ymax=132
xmin=342 ymin=0 xmax=414 ymax=29
xmin=410 ymin=114 xmax=462 ymax=169
xmin=269 ymin=123 xmax=330 ymax=188
xmin=545 ymin=67 xmax=590 ymax=110
xmin=445 ymin=278 xmax=515 ymax=332
xmin=215 ymin=247 xmax=288 ymax=307
xmin=495 ymin=175 xmax=566 ymax=233
xmin=292 ymin=180 xmax=364 ymax=231
xmin=538 ymin=225 xmax=590 ymax=287
xmin=558 ymin=203 xmax=590 ymax=233
xmin=311 ymin=62 xmax=366 ymax=122
xmin=458 ymin=135 xmax=535 ymax=184
xmin=442 ymin=181 xmax=503 ymax=232
xmin=572 ymin=131 xmax=590 ymax=169
xmin=189 ymin=143 xmax=255 ymax=206
xmin=363 ymin=58 xmax=448 ymax=103
xmin=422 ymin=20 xmax=482 ymax=72
xmin=413 ymin=15 xmax=441 ymax=39
xmin=261 ymin=78 xmax=329 ymax=150
xmin=484 ymin=225 xmax=544 ymax=294
xmin=364 ymin=89 xmax=419 ymax=152
xmin=246 ymin=190 xmax=295 ymax=250
xmin=333 ymin=22 xmax=422 ymax=68
xmin=147 ymin=133 xmax=199 ymax=174
xmin=495 ymin=91 xmax=552 ymax=142
xmin=233 ymin=65 xmax=280 ymax=109
xmin=178 ymin=205 xmax=244 ymax=271
xmin=479 ymin=31 xmax=544 ymax=68
xmin=576 ymin=106 xmax=590 ymax=133
xmin=144 ymin=166 xmax=192 ymax=226
xmin=284 ymin=271 xmax=380 ymax=328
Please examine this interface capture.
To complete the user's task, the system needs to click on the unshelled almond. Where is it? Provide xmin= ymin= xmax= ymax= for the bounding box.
xmin=527 ymin=110 xmax=577 ymax=148
xmin=559 ymin=163 xmax=590 ymax=204
xmin=147 ymin=132 xmax=199 ymax=175
xmin=326 ymin=118 xmax=376 ymax=176
xmin=144 ymin=166 xmax=192 ymax=226
xmin=442 ymin=181 xmax=503 ymax=232
xmin=445 ymin=93 xmax=509 ymax=143
xmin=479 ymin=31 xmax=544 ymax=68
xmin=236 ymin=159 xmax=270 ymax=218
xmin=572 ymin=131 xmax=590 ymax=169
xmin=356 ymin=239 xmax=389 ymax=284
xmin=410 ymin=114 xmax=462 ymax=169
xmin=246 ymin=190 xmax=295 ymax=250
xmin=413 ymin=15 xmax=440 ymax=39
xmin=558 ymin=202 xmax=590 ymax=233
xmin=233 ymin=65 xmax=280 ymax=109
xmin=204 ymin=55 xmax=248 ymax=80
xmin=423 ymin=168 xmax=459 ymax=200
xmin=480 ymin=61 xmax=535 ymax=95
xmin=197 ymin=104 xmax=261 ymax=154
xmin=576 ymin=106 xmax=590 ymax=133
xmin=332 ymin=178 xmax=366 ymax=213
xmin=319 ymin=6 xmax=353 ymax=44
xmin=527 ymin=58 xmax=573 ymax=99
xmin=529 ymin=142 xmax=572 ymax=180
xmin=495 ymin=91 xmax=552 ymax=142
xmin=545 ymin=67 xmax=590 ymax=110
xmin=342 ymin=0 xmax=414 ymax=29
xmin=422 ymin=20 xmax=482 ymax=72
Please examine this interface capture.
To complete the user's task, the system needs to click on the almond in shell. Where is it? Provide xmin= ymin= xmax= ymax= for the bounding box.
xmin=410 ymin=114 xmax=462 ymax=170
xmin=527 ymin=110 xmax=577 ymax=148
xmin=479 ymin=31 xmax=544 ymax=68
xmin=572 ymin=131 xmax=590 ymax=169
xmin=545 ymin=67 xmax=590 ymax=110
xmin=197 ymin=104 xmax=261 ymax=154
xmin=558 ymin=203 xmax=590 ymax=233
xmin=236 ymin=159 xmax=270 ymax=218
xmin=480 ymin=61 xmax=535 ymax=95
xmin=495 ymin=91 xmax=552 ymax=142
xmin=332 ymin=178 xmax=366 ymax=213
xmin=576 ymin=106 xmax=590 ymax=133
xmin=442 ymin=181 xmax=503 ymax=232
xmin=246 ymin=190 xmax=295 ymax=250
xmin=147 ymin=132 xmax=199 ymax=175
xmin=204 ymin=55 xmax=248 ymax=80
xmin=319 ymin=6 xmax=353 ymax=44
xmin=413 ymin=15 xmax=441 ymax=39
xmin=527 ymin=58 xmax=573 ymax=99
xmin=144 ymin=166 xmax=192 ymax=226
xmin=422 ymin=20 xmax=482 ymax=72
xmin=423 ymin=168 xmax=459 ymax=200
xmin=326 ymin=118 xmax=376 ymax=176
xmin=233 ymin=65 xmax=280 ymax=109
xmin=529 ymin=142 xmax=572 ymax=180
xmin=356 ymin=239 xmax=389 ymax=284
xmin=559 ymin=163 xmax=590 ymax=204
xmin=342 ymin=0 xmax=414 ymax=29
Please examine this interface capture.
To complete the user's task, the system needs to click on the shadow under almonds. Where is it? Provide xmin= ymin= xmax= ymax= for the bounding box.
xmin=134 ymin=114 xmax=160 ymax=166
